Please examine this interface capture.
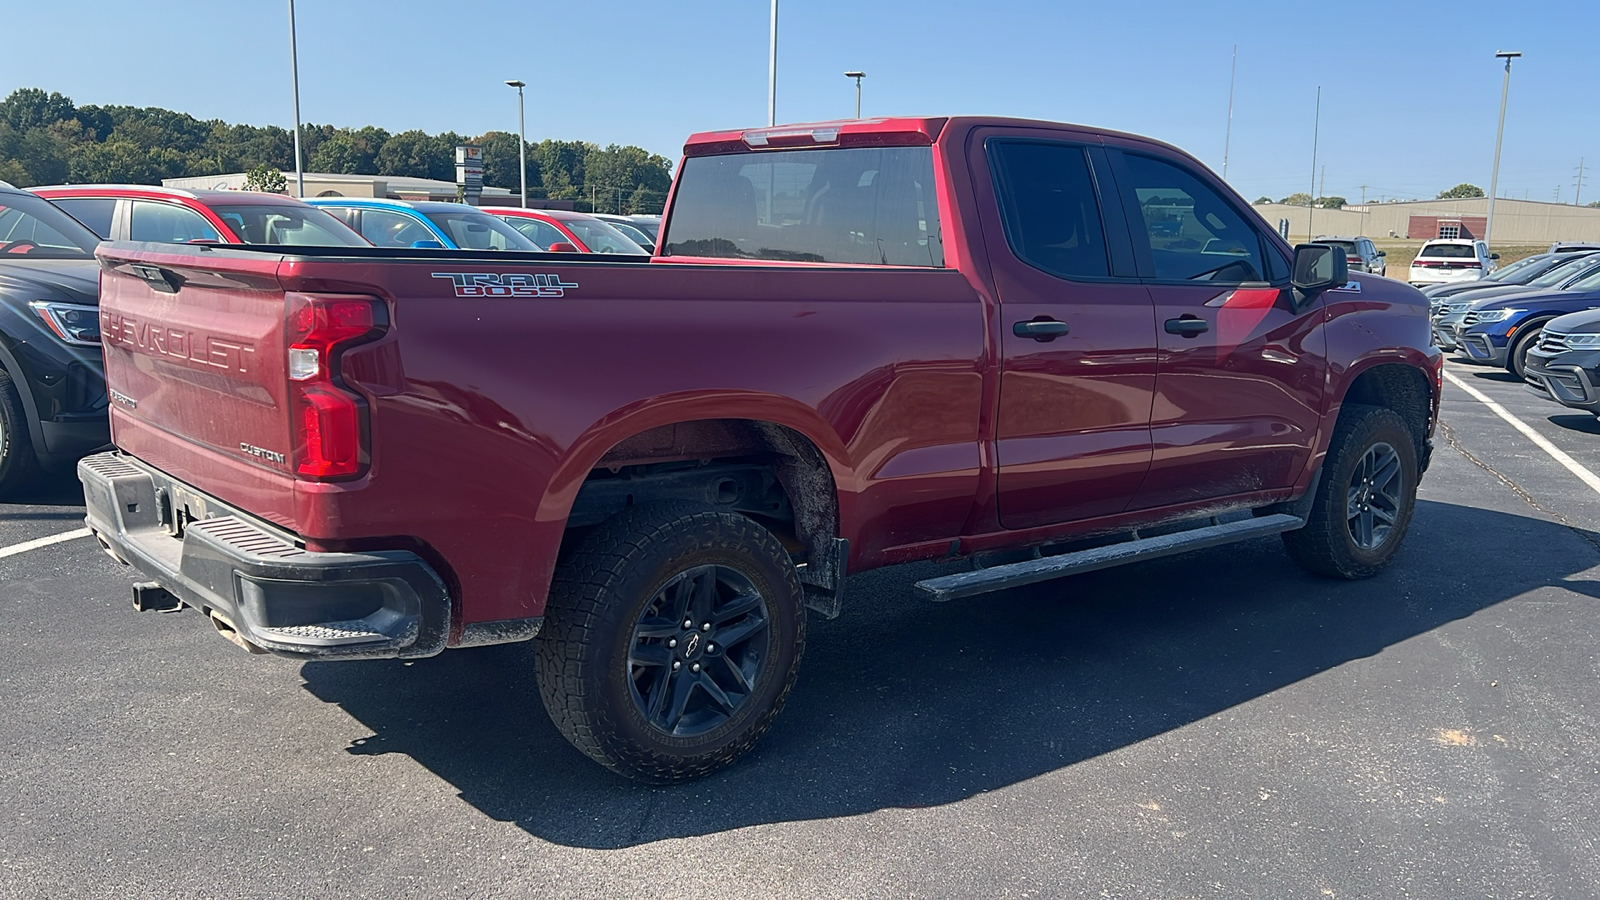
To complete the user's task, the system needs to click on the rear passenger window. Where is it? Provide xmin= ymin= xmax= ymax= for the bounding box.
xmin=1122 ymin=153 xmax=1266 ymax=283
xmin=52 ymin=197 xmax=115 ymax=239
xmin=665 ymin=146 xmax=943 ymax=267
xmin=988 ymin=141 xmax=1111 ymax=280
xmin=129 ymin=201 xmax=221 ymax=244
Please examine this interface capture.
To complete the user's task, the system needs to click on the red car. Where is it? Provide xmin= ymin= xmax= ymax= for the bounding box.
xmin=482 ymin=207 xmax=648 ymax=254
xmin=82 ymin=116 xmax=1439 ymax=783
xmin=29 ymin=184 xmax=368 ymax=247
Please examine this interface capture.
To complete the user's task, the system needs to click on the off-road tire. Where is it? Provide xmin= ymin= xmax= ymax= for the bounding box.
xmin=0 ymin=369 xmax=42 ymax=498
xmin=536 ymin=501 xmax=806 ymax=783
xmin=1282 ymin=404 xmax=1418 ymax=579
xmin=1506 ymin=323 xmax=1546 ymax=380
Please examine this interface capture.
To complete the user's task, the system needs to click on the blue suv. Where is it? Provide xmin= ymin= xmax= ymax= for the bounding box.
xmin=1454 ymin=263 xmax=1600 ymax=378
xmin=306 ymin=198 xmax=539 ymax=251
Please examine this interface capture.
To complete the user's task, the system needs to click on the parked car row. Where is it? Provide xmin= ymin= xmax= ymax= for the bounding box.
xmin=1425 ymin=250 xmax=1600 ymax=378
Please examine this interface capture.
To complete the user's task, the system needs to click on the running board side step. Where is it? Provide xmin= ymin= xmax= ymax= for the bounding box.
xmin=914 ymin=514 xmax=1305 ymax=602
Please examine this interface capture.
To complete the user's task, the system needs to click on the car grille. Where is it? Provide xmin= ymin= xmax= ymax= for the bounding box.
xmin=1432 ymin=300 xmax=1473 ymax=319
xmin=1462 ymin=311 xmax=1482 ymax=326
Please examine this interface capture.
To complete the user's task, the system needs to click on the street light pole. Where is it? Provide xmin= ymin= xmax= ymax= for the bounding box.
xmin=1485 ymin=50 xmax=1521 ymax=248
xmin=505 ymin=80 xmax=527 ymax=208
xmin=845 ymin=71 xmax=865 ymax=118
xmin=287 ymin=0 xmax=304 ymax=198
xmin=768 ymin=0 xmax=778 ymax=125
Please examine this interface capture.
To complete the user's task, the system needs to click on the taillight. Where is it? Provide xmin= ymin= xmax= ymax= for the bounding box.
xmin=1462 ymin=261 xmax=1482 ymax=269
xmin=286 ymin=294 xmax=382 ymax=480
xmin=1347 ymin=256 xmax=1362 ymax=265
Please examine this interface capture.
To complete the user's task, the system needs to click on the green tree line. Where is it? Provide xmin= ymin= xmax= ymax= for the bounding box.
xmin=0 ymin=88 xmax=673 ymax=214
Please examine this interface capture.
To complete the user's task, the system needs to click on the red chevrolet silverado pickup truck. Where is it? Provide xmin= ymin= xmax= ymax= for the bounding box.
xmin=80 ymin=116 xmax=1441 ymax=782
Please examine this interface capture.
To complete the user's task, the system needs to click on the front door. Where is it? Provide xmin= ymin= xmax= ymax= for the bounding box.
xmin=975 ymin=133 xmax=1159 ymax=529
xmin=1105 ymin=147 xmax=1328 ymax=511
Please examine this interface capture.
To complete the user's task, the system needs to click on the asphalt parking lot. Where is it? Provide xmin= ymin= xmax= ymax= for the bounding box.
xmin=4 ymin=358 xmax=1599 ymax=899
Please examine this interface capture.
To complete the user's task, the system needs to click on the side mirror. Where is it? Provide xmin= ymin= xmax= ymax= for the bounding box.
xmin=411 ymin=239 xmax=445 ymax=249
xmin=1292 ymin=243 xmax=1349 ymax=293
xmin=547 ymin=241 xmax=580 ymax=253
xmin=1491 ymin=253 xmax=1501 ymax=260
xmin=1376 ymin=250 xmax=1386 ymax=256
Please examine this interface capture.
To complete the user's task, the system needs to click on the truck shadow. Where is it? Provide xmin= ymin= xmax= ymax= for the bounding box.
xmin=8 ymin=471 xmax=85 ymax=507
xmin=298 ymin=499 xmax=1600 ymax=849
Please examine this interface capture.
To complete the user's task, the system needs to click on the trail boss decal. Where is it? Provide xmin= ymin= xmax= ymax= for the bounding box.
xmin=431 ymin=272 xmax=579 ymax=298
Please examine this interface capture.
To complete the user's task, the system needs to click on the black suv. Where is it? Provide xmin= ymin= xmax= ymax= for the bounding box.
xmin=0 ymin=184 xmax=108 ymax=496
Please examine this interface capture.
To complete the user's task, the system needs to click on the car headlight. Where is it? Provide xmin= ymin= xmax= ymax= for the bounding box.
xmin=1472 ymin=308 xmax=1522 ymax=324
xmin=28 ymin=301 xmax=101 ymax=346
xmin=1563 ymin=333 xmax=1600 ymax=349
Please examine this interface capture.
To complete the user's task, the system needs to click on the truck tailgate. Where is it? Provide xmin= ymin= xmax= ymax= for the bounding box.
xmin=97 ymin=244 xmax=301 ymax=529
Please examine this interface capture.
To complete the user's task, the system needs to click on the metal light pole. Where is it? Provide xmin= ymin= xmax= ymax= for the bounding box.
xmin=1222 ymin=45 xmax=1236 ymax=181
xmin=505 ymin=80 xmax=527 ymax=208
xmin=768 ymin=0 xmax=778 ymax=125
xmin=845 ymin=71 xmax=865 ymax=118
xmin=1308 ymin=86 xmax=1320 ymax=240
xmin=1485 ymin=50 xmax=1521 ymax=248
xmin=287 ymin=0 xmax=304 ymax=197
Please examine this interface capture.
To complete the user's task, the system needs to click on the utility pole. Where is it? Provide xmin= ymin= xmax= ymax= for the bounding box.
xmin=287 ymin=0 xmax=304 ymax=198
xmin=767 ymin=0 xmax=778 ymax=126
xmin=505 ymin=80 xmax=527 ymax=208
xmin=1485 ymin=51 xmax=1521 ymax=247
xmin=1222 ymin=45 xmax=1237 ymax=181
xmin=1308 ymin=86 xmax=1321 ymax=240
xmin=1575 ymin=157 xmax=1587 ymax=206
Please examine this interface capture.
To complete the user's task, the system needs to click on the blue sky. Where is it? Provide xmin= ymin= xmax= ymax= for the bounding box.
xmin=4 ymin=0 xmax=1594 ymax=204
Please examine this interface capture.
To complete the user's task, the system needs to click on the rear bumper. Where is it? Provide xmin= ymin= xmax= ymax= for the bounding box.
xmin=78 ymin=452 xmax=451 ymax=660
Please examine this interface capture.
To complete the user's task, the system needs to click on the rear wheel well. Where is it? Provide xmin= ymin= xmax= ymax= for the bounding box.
xmin=563 ymin=419 xmax=839 ymax=571
xmin=1341 ymin=364 xmax=1431 ymax=463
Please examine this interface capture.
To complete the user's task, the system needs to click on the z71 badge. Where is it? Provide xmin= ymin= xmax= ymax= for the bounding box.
xmin=431 ymin=272 xmax=578 ymax=298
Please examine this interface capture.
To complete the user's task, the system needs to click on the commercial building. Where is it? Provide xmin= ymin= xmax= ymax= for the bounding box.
xmin=1251 ymin=197 xmax=1600 ymax=245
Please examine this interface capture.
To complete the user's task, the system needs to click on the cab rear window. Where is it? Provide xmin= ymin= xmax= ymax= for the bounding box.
xmin=664 ymin=146 xmax=943 ymax=267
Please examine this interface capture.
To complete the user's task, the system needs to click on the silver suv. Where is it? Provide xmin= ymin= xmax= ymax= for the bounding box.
xmin=1315 ymin=235 xmax=1386 ymax=276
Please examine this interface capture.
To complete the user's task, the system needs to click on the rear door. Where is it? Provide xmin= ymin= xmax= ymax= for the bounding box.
xmin=974 ymin=130 xmax=1158 ymax=528
xmin=1105 ymin=145 xmax=1328 ymax=510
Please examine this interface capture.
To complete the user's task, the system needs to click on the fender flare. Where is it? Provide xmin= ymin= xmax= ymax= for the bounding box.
xmin=532 ymin=390 xmax=856 ymax=534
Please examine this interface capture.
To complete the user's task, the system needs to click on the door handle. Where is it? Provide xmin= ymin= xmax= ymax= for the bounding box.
xmin=1013 ymin=318 xmax=1070 ymax=341
xmin=1165 ymin=316 xmax=1209 ymax=337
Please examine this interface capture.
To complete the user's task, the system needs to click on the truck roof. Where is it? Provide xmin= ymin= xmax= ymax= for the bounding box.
xmin=682 ymin=115 xmax=1186 ymax=158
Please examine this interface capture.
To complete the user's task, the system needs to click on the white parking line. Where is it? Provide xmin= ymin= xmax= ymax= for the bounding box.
xmin=1444 ymin=369 xmax=1600 ymax=497
xmin=0 ymin=527 xmax=93 ymax=561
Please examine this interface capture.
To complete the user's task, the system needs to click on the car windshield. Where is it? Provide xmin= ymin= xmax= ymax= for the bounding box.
xmin=213 ymin=204 xmax=369 ymax=246
xmin=560 ymin=217 xmax=648 ymax=254
xmin=1320 ymin=240 xmax=1358 ymax=255
xmin=607 ymin=220 xmax=655 ymax=248
xmin=1418 ymin=243 xmax=1477 ymax=259
xmin=629 ymin=219 xmax=659 ymax=241
xmin=423 ymin=211 xmax=540 ymax=251
xmin=1531 ymin=255 xmax=1600 ymax=287
xmin=0 ymin=193 xmax=100 ymax=258
xmin=1483 ymin=254 xmax=1546 ymax=282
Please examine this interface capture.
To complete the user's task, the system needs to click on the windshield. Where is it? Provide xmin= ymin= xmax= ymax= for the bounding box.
xmin=1320 ymin=240 xmax=1357 ymax=255
xmin=0 ymin=193 xmax=100 ymax=258
xmin=560 ymin=217 xmax=648 ymax=254
xmin=423 ymin=211 xmax=541 ymax=251
xmin=1531 ymin=255 xmax=1600 ymax=287
xmin=629 ymin=218 xmax=659 ymax=240
xmin=1418 ymin=243 xmax=1477 ymax=259
xmin=213 ymin=204 xmax=369 ymax=246
xmin=665 ymin=146 xmax=944 ymax=266
xmin=1483 ymin=254 xmax=1547 ymax=282
xmin=606 ymin=220 xmax=655 ymax=248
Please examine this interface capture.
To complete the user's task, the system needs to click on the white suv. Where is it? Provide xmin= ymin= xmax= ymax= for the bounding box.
xmin=1408 ymin=238 xmax=1498 ymax=286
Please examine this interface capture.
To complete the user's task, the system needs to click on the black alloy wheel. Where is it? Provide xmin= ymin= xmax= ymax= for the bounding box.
xmin=1346 ymin=442 xmax=1403 ymax=551
xmin=537 ymin=501 xmax=806 ymax=783
xmin=628 ymin=564 xmax=772 ymax=737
